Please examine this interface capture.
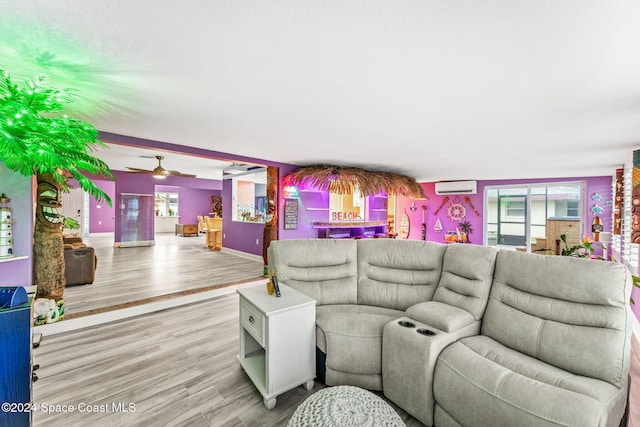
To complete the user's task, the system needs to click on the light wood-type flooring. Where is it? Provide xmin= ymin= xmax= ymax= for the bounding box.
xmin=32 ymin=298 xmax=640 ymax=427
xmin=61 ymin=233 xmax=264 ymax=317
xmin=33 ymin=232 xmax=639 ymax=426
xmin=32 ymin=292 xmax=425 ymax=427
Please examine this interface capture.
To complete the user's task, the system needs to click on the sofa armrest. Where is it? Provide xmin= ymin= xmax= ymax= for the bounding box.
xmin=406 ymin=301 xmax=475 ymax=333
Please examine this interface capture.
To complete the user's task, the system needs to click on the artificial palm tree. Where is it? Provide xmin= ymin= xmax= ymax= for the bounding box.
xmin=0 ymin=68 xmax=113 ymax=300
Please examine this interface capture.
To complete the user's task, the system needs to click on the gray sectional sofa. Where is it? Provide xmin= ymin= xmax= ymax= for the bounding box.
xmin=268 ymin=238 xmax=632 ymax=427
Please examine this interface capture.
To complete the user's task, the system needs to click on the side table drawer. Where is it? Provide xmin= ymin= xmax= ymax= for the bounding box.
xmin=240 ymin=299 xmax=265 ymax=346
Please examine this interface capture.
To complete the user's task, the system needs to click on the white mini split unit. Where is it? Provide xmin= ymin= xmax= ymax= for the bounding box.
xmin=434 ymin=180 xmax=477 ymax=195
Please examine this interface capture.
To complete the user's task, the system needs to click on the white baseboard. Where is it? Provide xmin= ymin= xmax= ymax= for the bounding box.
xmin=221 ymin=247 xmax=264 ymax=263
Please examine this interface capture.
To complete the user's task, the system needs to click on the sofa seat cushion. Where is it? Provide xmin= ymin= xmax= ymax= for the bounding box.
xmin=316 ymin=304 xmax=404 ymax=376
xmin=434 ymin=335 xmax=626 ymax=427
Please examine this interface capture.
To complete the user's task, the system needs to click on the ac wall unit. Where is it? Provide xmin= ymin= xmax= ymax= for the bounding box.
xmin=434 ymin=180 xmax=477 ymax=195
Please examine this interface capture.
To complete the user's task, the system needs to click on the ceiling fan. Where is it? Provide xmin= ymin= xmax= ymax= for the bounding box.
xmin=126 ymin=155 xmax=196 ymax=178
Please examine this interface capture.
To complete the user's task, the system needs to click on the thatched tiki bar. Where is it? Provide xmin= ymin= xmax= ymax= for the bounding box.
xmin=282 ymin=165 xmax=426 ymax=239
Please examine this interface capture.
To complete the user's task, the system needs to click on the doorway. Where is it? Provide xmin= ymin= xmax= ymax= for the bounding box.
xmin=61 ymin=187 xmax=87 ymax=237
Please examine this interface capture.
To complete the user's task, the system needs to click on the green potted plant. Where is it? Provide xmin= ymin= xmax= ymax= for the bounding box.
xmin=557 ymin=234 xmax=604 ymax=259
xmin=0 ymin=68 xmax=113 ymax=302
xmin=552 ymin=237 xmax=640 ymax=306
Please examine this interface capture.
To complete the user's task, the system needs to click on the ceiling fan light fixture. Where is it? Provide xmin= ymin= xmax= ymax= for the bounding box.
xmin=223 ymin=162 xmax=250 ymax=174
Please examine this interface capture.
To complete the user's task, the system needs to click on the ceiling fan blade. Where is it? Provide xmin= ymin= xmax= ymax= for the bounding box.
xmin=127 ymin=156 xmax=197 ymax=178
xmin=126 ymin=167 xmax=153 ymax=173
xmin=168 ymin=171 xmax=197 ymax=178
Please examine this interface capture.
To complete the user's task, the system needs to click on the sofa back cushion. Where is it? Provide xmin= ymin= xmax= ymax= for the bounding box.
xmin=357 ymin=240 xmax=447 ymax=310
xmin=268 ymin=239 xmax=358 ymax=305
xmin=483 ymin=250 xmax=632 ymax=388
xmin=433 ymin=244 xmax=497 ymax=320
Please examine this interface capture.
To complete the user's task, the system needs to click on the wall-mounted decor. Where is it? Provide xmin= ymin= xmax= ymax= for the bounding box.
xmin=0 ymin=193 xmax=14 ymax=258
xmin=284 ymin=198 xmax=298 ymax=230
xmin=446 ymin=199 xmax=467 ymax=222
xmin=421 ymin=205 xmax=427 ymax=240
xmin=210 ymin=195 xmax=223 ymax=218
xmin=399 ymin=210 xmax=410 ymax=239
xmin=433 ymin=217 xmax=443 ymax=232
xmin=633 ymin=151 xmax=640 ymax=243
xmin=434 ymin=197 xmax=449 ymax=215
xmin=464 ymin=196 xmax=481 ymax=217
xmin=614 ymin=168 xmax=623 ymax=235
xmin=592 ymin=215 xmax=603 ymax=241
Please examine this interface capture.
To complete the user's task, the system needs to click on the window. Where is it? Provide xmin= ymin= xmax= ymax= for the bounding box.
xmin=505 ymin=201 xmax=525 ymax=218
xmin=485 ymin=182 xmax=584 ymax=251
xmin=155 ymin=192 xmax=178 ymax=216
xmin=230 ymin=170 xmax=267 ymax=222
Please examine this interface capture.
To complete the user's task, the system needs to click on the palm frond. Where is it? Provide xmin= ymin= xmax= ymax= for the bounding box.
xmin=0 ymin=68 xmax=113 ymax=205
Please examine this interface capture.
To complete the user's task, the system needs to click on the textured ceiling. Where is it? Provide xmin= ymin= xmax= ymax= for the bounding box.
xmin=2 ymin=1 xmax=640 ymax=182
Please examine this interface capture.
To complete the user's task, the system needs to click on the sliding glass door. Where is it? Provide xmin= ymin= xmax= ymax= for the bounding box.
xmin=485 ymin=183 xmax=584 ymax=252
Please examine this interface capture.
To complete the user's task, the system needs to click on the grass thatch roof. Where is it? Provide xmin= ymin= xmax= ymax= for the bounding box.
xmin=282 ymin=165 xmax=426 ymax=199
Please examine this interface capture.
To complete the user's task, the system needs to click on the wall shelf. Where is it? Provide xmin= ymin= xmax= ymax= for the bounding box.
xmin=312 ymin=221 xmax=388 ymax=239
xmin=0 ymin=255 xmax=28 ymax=264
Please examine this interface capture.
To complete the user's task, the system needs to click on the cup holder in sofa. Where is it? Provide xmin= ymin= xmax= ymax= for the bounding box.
xmin=416 ymin=328 xmax=436 ymax=336
xmin=398 ymin=320 xmax=415 ymax=328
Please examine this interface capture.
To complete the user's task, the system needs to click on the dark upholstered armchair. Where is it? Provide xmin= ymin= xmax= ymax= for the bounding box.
xmin=63 ymin=237 xmax=97 ymax=286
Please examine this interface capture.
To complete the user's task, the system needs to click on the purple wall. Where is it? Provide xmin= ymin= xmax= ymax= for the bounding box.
xmin=155 ymin=184 xmax=220 ymax=225
xmin=395 ymin=176 xmax=612 ymax=246
xmin=222 ymin=181 xmax=264 ymax=255
xmin=0 ymin=166 xmax=33 ymax=287
xmin=220 ymin=164 xmax=300 ymax=257
xmin=89 ymin=179 xmax=116 ymax=233
xmin=99 ymin=132 xmax=296 ymax=255
xmin=110 ymin=171 xmax=221 ymax=243
xmin=395 ymin=176 xmax=640 ymax=322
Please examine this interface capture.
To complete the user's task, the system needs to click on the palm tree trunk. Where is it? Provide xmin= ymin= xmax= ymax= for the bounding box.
xmin=33 ymin=173 xmax=65 ymax=299
xmin=262 ymin=166 xmax=279 ymax=276
xmin=33 ymin=221 xmax=65 ymax=299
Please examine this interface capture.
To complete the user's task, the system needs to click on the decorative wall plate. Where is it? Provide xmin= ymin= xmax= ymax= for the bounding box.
xmin=447 ymin=201 xmax=466 ymax=222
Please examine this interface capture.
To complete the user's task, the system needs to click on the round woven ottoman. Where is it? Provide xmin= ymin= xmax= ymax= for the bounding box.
xmin=287 ymin=385 xmax=405 ymax=427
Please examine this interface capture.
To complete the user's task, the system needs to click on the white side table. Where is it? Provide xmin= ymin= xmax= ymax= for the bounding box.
xmin=237 ymin=283 xmax=316 ymax=409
